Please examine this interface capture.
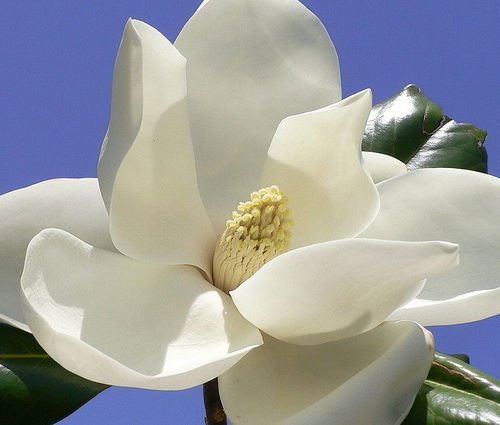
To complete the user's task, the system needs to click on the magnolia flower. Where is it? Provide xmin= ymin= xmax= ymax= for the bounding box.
xmin=1 ymin=1 xmax=499 ymax=424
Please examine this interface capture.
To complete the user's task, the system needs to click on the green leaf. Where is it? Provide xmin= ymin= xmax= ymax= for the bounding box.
xmin=0 ymin=323 xmax=108 ymax=425
xmin=403 ymin=352 xmax=500 ymax=425
xmin=448 ymin=353 xmax=470 ymax=364
xmin=362 ymin=84 xmax=488 ymax=172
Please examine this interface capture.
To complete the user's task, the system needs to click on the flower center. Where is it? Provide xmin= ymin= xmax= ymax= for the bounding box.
xmin=212 ymin=185 xmax=292 ymax=293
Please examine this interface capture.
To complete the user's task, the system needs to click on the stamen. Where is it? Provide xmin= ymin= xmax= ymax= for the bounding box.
xmin=213 ymin=186 xmax=292 ymax=293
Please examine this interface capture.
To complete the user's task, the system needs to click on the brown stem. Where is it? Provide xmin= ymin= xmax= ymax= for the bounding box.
xmin=203 ymin=378 xmax=227 ymax=425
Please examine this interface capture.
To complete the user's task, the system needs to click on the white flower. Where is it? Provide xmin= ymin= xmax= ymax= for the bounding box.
xmin=0 ymin=1 xmax=498 ymax=424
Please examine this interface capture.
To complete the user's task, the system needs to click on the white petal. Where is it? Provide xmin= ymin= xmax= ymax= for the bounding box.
xmin=361 ymin=168 xmax=500 ymax=325
xmin=263 ymin=90 xmax=379 ymax=247
xmin=98 ymin=19 xmax=214 ymax=271
xmin=0 ymin=179 xmax=112 ymax=331
xmin=231 ymin=238 xmax=458 ymax=345
xmin=220 ymin=321 xmax=434 ymax=425
xmin=175 ymin=0 xmax=341 ymax=232
xmin=362 ymin=152 xmax=407 ymax=183
xmin=21 ymin=229 xmax=262 ymax=390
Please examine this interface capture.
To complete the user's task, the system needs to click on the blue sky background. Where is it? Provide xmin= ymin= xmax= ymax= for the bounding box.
xmin=1 ymin=1 xmax=498 ymax=424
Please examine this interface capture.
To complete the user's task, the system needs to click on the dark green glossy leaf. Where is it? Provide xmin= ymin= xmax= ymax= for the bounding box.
xmin=403 ymin=352 xmax=500 ymax=425
xmin=448 ymin=353 xmax=470 ymax=364
xmin=0 ymin=323 xmax=108 ymax=425
xmin=362 ymin=84 xmax=488 ymax=172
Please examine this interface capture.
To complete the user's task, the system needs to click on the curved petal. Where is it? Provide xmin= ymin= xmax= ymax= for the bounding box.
xmin=98 ymin=19 xmax=214 ymax=272
xmin=231 ymin=238 xmax=458 ymax=345
xmin=262 ymin=90 xmax=379 ymax=247
xmin=0 ymin=179 xmax=112 ymax=331
xmin=175 ymin=0 xmax=341 ymax=232
xmin=21 ymin=229 xmax=262 ymax=390
xmin=219 ymin=321 xmax=434 ymax=425
xmin=362 ymin=152 xmax=407 ymax=183
xmin=361 ymin=168 xmax=500 ymax=325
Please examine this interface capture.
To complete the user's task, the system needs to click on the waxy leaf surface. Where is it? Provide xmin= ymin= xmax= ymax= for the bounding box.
xmin=362 ymin=84 xmax=488 ymax=172
xmin=403 ymin=352 xmax=500 ymax=425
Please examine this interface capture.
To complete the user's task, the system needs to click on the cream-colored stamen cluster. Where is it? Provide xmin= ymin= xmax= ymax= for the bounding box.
xmin=213 ymin=185 xmax=292 ymax=293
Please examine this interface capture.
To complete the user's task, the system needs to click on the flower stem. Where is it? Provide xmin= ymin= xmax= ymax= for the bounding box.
xmin=203 ymin=378 xmax=227 ymax=425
